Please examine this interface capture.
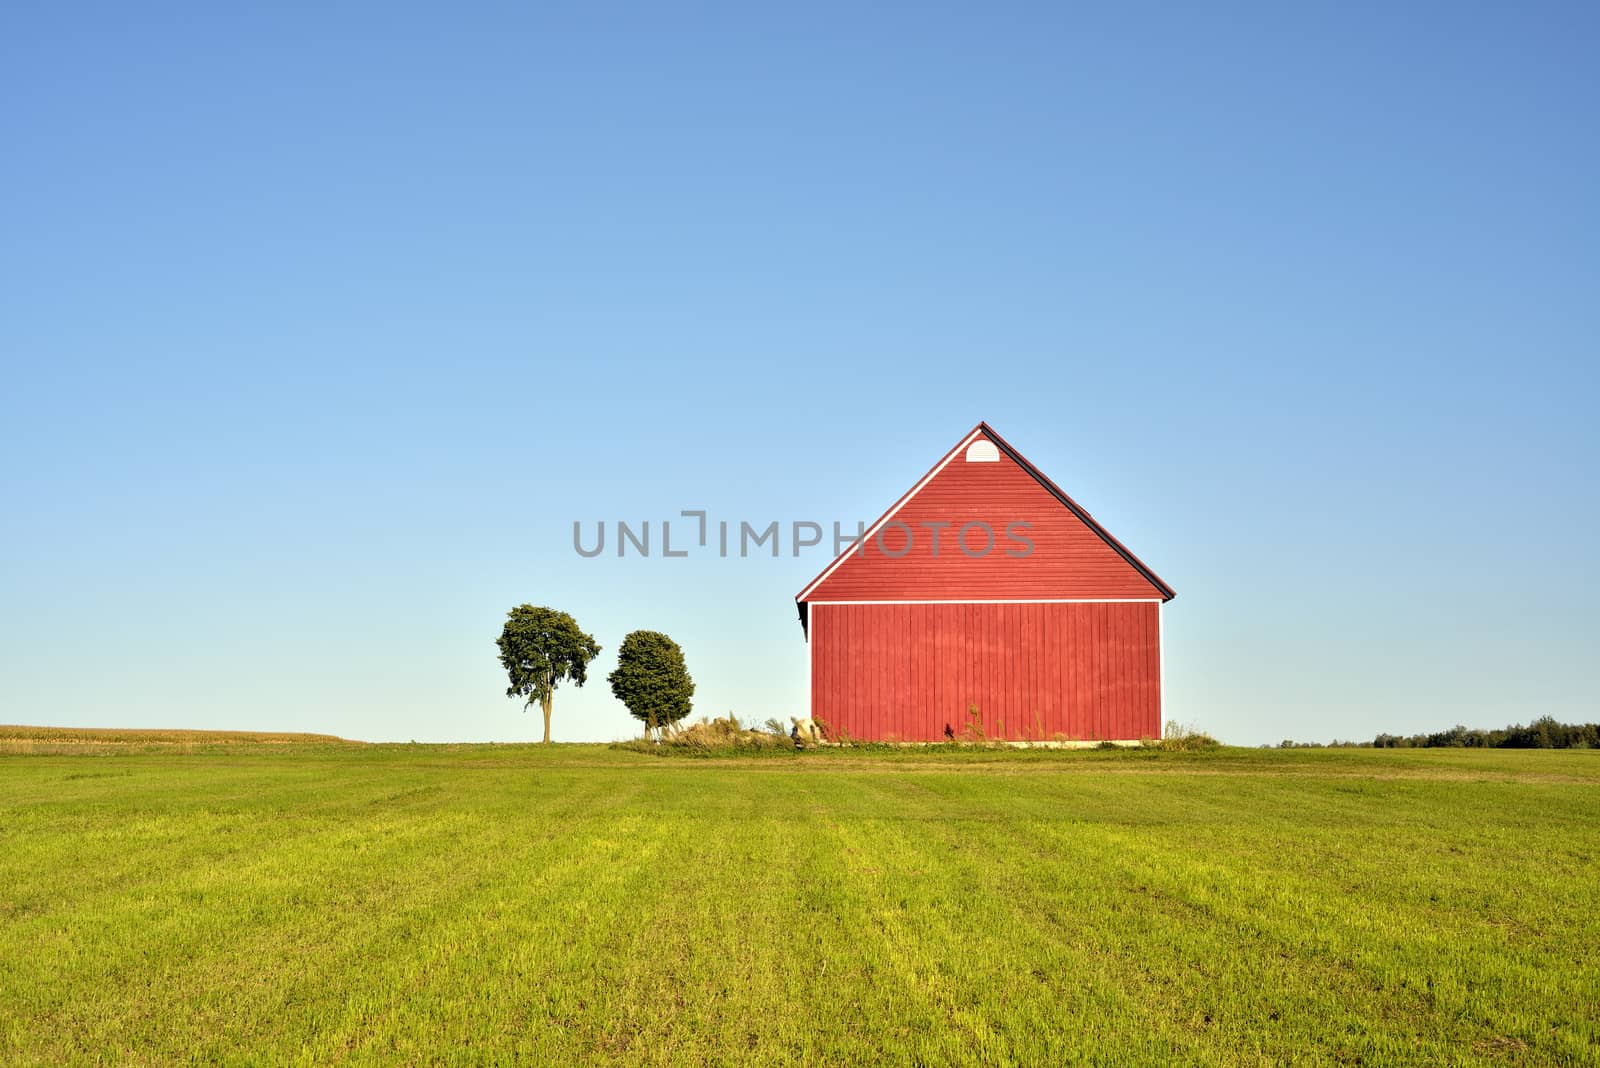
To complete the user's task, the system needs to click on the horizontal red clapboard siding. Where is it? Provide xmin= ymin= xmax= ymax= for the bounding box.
xmin=806 ymin=441 xmax=1165 ymax=601
xmin=811 ymin=601 xmax=1160 ymax=742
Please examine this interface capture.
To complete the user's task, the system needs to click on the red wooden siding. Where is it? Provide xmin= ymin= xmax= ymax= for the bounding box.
xmin=805 ymin=432 xmax=1166 ymax=602
xmin=811 ymin=601 xmax=1160 ymax=743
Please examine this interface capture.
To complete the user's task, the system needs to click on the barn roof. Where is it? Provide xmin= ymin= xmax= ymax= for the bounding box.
xmin=794 ymin=422 xmax=1174 ymax=632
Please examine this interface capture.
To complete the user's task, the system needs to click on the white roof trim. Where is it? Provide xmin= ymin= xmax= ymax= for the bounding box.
xmin=795 ymin=426 xmax=987 ymax=601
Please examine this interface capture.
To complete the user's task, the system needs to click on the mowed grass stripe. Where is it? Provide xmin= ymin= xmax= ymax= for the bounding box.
xmin=2 ymin=742 xmax=1596 ymax=1065
xmin=62 ymin=811 xmax=497 ymax=1060
xmin=7 ymin=762 xmax=644 ymax=1062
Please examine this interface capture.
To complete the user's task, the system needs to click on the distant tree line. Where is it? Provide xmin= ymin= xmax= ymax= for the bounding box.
xmin=1275 ymin=717 xmax=1599 ymax=750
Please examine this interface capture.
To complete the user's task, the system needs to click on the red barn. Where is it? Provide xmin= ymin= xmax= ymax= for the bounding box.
xmin=796 ymin=423 xmax=1175 ymax=744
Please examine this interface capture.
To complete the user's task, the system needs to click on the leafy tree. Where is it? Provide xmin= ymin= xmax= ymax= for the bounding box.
xmin=495 ymin=604 xmax=601 ymax=743
xmin=608 ymin=630 xmax=695 ymax=736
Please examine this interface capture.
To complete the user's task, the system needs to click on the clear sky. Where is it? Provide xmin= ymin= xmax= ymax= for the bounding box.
xmin=2 ymin=3 xmax=1596 ymax=745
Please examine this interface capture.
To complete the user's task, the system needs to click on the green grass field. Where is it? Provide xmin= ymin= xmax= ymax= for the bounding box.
xmin=2 ymin=730 xmax=1597 ymax=1065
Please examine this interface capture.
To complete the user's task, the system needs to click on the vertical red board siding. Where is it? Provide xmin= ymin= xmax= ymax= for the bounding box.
xmin=900 ymin=604 xmax=910 ymax=743
xmin=1042 ymin=606 xmax=1057 ymax=738
xmin=1093 ymin=604 xmax=1106 ymax=739
xmin=810 ymin=601 xmax=1160 ymax=743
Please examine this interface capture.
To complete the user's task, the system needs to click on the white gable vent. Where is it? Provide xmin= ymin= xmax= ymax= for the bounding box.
xmin=965 ymin=439 xmax=999 ymax=462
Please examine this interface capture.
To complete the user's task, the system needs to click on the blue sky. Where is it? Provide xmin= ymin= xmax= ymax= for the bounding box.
xmin=2 ymin=3 xmax=1595 ymax=744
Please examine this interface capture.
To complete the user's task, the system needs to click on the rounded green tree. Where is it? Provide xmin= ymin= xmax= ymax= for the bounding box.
xmin=495 ymin=604 xmax=601 ymax=743
xmin=608 ymin=630 xmax=695 ymax=737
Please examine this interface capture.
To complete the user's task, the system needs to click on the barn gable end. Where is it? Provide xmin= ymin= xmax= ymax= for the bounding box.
xmin=797 ymin=423 xmax=1173 ymax=613
xmin=796 ymin=422 xmax=1173 ymax=743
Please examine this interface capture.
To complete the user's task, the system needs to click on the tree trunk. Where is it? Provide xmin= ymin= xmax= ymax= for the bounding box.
xmin=541 ymin=694 xmax=553 ymax=744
